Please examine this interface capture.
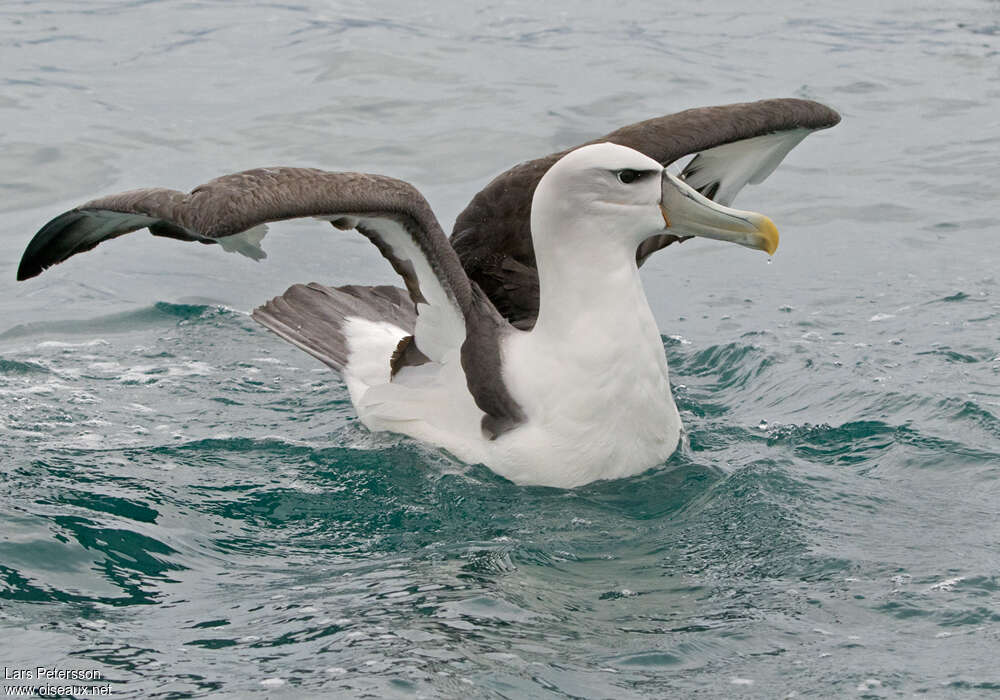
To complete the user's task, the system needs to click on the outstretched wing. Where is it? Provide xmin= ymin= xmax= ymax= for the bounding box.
xmin=17 ymin=166 xmax=525 ymax=437
xmin=451 ymin=98 xmax=841 ymax=328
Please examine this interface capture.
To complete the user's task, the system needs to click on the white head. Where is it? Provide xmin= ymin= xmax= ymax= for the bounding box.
xmin=530 ymin=142 xmax=667 ymax=254
xmin=530 ymin=142 xmax=779 ymax=263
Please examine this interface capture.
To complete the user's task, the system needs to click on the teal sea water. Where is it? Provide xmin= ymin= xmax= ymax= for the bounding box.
xmin=2 ymin=1 xmax=999 ymax=697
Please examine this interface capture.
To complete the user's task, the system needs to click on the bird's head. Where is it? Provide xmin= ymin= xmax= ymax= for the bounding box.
xmin=531 ymin=142 xmax=778 ymax=257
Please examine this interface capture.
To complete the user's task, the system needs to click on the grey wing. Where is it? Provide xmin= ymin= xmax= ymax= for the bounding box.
xmin=451 ymin=98 xmax=841 ymax=328
xmin=18 ymin=168 xmax=429 ymax=280
xmin=18 ymin=167 xmax=525 ymax=437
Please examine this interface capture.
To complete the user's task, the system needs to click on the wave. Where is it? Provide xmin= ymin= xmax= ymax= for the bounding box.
xmin=0 ymin=302 xmax=241 ymax=341
xmin=0 ymin=358 xmax=51 ymax=375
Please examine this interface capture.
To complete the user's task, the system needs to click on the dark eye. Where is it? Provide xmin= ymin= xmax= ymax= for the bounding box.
xmin=617 ymin=169 xmax=642 ymax=184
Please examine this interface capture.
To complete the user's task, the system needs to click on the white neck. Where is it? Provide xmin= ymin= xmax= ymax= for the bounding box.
xmin=523 ymin=214 xmax=673 ymax=419
xmin=532 ymin=218 xmax=657 ymax=344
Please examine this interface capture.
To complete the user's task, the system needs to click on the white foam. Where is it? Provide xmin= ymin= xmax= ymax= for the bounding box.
xmin=88 ymin=361 xmax=121 ymax=371
xmin=929 ymin=576 xmax=965 ymax=592
xmin=249 ymin=357 xmax=285 ymax=365
xmin=37 ymin=339 xmax=110 ymax=349
xmin=0 ymin=380 xmax=71 ymax=396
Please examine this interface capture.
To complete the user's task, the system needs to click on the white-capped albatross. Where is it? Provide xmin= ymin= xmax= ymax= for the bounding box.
xmin=16 ymin=98 xmax=840 ymax=488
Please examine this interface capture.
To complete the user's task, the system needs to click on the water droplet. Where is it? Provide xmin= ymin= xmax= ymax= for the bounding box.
xmin=766 ymin=257 xmax=773 ymax=265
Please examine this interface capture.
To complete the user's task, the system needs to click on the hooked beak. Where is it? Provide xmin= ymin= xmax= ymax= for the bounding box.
xmin=659 ymin=172 xmax=779 ymax=255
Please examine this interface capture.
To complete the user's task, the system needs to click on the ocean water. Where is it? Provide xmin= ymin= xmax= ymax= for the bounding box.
xmin=1 ymin=0 xmax=999 ymax=697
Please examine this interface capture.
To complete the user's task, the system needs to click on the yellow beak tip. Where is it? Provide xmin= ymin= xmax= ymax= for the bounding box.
xmin=758 ymin=216 xmax=779 ymax=256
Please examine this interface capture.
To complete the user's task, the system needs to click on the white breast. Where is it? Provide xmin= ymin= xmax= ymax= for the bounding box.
xmin=491 ymin=297 xmax=682 ymax=488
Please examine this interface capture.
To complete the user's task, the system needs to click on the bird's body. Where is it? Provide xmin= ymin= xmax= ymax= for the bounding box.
xmin=342 ymin=147 xmax=683 ymax=487
xmin=17 ymin=99 xmax=840 ymax=487
xmin=497 ymin=273 xmax=679 ymax=486
xmin=335 ymin=254 xmax=680 ymax=487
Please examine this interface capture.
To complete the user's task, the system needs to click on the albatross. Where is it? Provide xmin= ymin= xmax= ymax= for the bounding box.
xmin=17 ymin=98 xmax=840 ymax=488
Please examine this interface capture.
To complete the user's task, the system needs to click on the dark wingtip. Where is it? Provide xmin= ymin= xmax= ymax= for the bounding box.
xmin=16 ymin=211 xmax=87 ymax=281
xmin=826 ymin=105 xmax=843 ymax=127
xmin=16 ymin=257 xmax=38 ymax=281
xmin=808 ymin=100 xmax=841 ymax=129
xmin=777 ymin=97 xmax=841 ymax=129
